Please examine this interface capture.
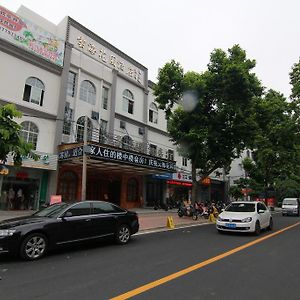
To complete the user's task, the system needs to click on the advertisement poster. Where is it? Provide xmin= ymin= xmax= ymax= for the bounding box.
xmin=0 ymin=5 xmax=65 ymax=66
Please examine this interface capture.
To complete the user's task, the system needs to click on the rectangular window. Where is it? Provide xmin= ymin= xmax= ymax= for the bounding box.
xmin=102 ymin=87 xmax=109 ymax=110
xmin=63 ymin=103 xmax=73 ymax=135
xmin=100 ymin=119 xmax=108 ymax=134
xmin=149 ymin=110 xmax=158 ymax=124
xmin=128 ymin=100 xmax=134 ymax=114
xmin=67 ymin=72 xmax=76 ymax=97
xmin=167 ymin=149 xmax=174 ymax=161
xmin=149 ymin=144 xmax=157 ymax=156
xmin=182 ymin=157 xmax=188 ymax=167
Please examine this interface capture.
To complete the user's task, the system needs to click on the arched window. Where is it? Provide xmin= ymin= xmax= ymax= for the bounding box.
xmin=20 ymin=121 xmax=39 ymax=150
xmin=127 ymin=178 xmax=138 ymax=202
xmin=149 ymin=102 xmax=158 ymax=124
xmin=23 ymin=77 xmax=45 ymax=106
xmin=59 ymin=171 xmax=77 ymax=202
xmin=76 ymin=116 xmax=93 ymax=142
xmin=122 ymin=89 xmax=134 ymax=114
xmin=79 ymin=80 xmax=96 ymax=105
xmin=122 ymin=135 xmax=133 ymax=150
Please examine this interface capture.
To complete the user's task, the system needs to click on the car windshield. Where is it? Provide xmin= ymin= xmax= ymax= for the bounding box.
xmin=283 ymin=200 xmax=297 ymax=205
xmin=225 ymin=203 xmax=255 ymax=212
xmin=33 ymin=203 xmax=70 ymax=218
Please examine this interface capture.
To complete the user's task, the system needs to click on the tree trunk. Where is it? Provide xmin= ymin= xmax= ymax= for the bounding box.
xmin=191 ymin=161 xmax=198 ymax=204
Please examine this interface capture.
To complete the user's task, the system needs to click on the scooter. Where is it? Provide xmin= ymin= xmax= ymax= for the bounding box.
xmin=177 ymin=204 xmax=198 ymax=220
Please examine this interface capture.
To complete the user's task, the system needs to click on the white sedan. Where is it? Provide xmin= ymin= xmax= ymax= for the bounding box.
xmin=216 ymin=201 xmax=273 ymax=235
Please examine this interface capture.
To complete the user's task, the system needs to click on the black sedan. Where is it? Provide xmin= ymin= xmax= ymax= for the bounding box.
xmin=0 ymin=201 xmax=139 ymax=260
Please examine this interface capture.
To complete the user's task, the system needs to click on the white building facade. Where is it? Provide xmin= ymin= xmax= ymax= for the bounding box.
xmin=0 ymin=5 xmax=228 ymax=210
xmin=0 ymin=5 xmax=66 ymax=210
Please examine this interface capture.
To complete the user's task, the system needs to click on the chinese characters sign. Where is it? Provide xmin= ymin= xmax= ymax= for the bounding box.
xmin=69 ymin=26 xmax=144 ymax=84
xmin=58 ymin=145 xmax=176 ymax=172
xmin=0 ymin=5 xmax=65 ymax=66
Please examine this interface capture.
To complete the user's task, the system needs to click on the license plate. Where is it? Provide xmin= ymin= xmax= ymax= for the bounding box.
xmin=225 ymin=223 xmax=236 ymax=228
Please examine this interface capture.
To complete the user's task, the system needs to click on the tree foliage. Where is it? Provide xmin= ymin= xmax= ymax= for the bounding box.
xmin=154 ymin=45 xmax=262 ymax=202
xmin=290 ymin=58 xmax=300 ymax=101
xmin=0 ymin=104 xmax=38 ymax=166
xmin=237 ymin=89 xmax=300 ymax=200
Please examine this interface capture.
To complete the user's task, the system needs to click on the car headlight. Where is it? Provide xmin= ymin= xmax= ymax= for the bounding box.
xmin=217 ymin=216 xmax=224 ymax=222
xmin=241 ymin=217 xmax=252 ymax=223
xmin=0 ymin=229 xmax=16 ymax=236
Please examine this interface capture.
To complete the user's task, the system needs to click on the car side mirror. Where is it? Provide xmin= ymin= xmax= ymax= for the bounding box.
xmin=221 ymin=208 xmax=225 ymax=212
xmin=63 ymin=211 xmax=73 ymax=218
xmin=258 ymin=209 xmax=264 ymax=214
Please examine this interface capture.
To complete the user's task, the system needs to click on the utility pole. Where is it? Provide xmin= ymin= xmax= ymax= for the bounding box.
xmin=81 ymin=115 xmax=88 ymax=201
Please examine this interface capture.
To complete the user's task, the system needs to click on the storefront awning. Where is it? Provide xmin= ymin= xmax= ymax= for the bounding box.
xmin=58 ymin=143 xmax=177 ymax=175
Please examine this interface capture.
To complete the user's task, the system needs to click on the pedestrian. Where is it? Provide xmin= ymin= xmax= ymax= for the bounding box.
xmin=8 ymin=187 xmax=15 ymax=210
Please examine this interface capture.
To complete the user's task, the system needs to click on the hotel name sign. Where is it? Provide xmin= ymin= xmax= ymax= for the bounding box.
xmin=69 ymin=26 xmax=144 ymax=84
xmin=58 ymin=144 xmax=176 ymax=172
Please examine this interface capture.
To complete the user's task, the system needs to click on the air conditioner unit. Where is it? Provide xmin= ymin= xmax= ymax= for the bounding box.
xmin=120 ymin=121 xmax=126 ymax=129
xmin=91 ymin=111 xmax=99 ymax=121
xmin=138 ymin=127 xmax=144 ymax=135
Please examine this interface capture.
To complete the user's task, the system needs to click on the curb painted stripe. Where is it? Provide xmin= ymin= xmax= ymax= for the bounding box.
xmin=111 ymin=221 xmax=300 ymax=300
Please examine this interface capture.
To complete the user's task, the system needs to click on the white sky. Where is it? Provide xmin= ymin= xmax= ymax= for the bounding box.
xmin=1 ymin=0 xmax=300 ymax=97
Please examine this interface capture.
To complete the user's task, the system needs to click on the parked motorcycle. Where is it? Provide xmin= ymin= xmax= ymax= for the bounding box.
xmin=177 ymin=204 xmax=198 ymax=220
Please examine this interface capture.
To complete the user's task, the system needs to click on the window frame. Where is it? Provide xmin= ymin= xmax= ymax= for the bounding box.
xmin=122 ymin=89 xmax=134 ymax=114
xmin=79 ymin=80 xmax=96 ymax=105
xmin=65 ymin=202 xmax=91 ymax=217
xmin=167 ymin=149 xmax=174 ymax=161
xmin=19 ymin=121 xmax=39 ymax=150
xmin=67 ymin=71 xmax=76 ymax=97
xmin=182 ymin=157 xmax=188 ymax=167
xmin=149 ymin=102 xmax=158 ymax=124
xmin=23 ymin=77 xmax=45 ymax=106
xmin=102 ymin=86 xmax=109 ymax=110
xmin=76 ymin=116 xmax=93 ymax=142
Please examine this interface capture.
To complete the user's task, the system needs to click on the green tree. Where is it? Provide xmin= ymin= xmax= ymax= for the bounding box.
xmin=0 ymin=104 xmax=37 ymax=166
xmin=290 ymin=58 xmax=300 ymax=101
xmin=154 ymin=45 xmax=262 ymax=202
xmin=239 ymin=90 xmax=300 ymax=200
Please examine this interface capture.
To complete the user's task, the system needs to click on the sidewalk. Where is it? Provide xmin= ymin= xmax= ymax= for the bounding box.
xmin=0 ymin=208 xmax=209 ymax=231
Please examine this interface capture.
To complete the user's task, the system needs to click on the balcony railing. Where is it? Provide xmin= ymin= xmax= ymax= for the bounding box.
xmin=75 ymin=127 xmax=174 ymax=161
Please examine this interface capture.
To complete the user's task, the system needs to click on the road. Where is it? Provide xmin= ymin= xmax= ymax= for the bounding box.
xmin=0 ymin=213 xmax=300 ymax=300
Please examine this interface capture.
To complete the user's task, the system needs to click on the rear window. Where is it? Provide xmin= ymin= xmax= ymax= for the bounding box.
xmin=225 ymin=203 xmax=255 ymax=212
xmin=283 ymin=199 xmax=298 ymax=205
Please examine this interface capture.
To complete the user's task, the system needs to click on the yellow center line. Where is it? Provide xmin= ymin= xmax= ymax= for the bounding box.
xmin=111 ymin=221 xmax=300 ymax=300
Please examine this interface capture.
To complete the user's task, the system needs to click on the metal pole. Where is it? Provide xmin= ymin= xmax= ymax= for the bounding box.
xmin=81 ymin=116 xmax=88 ymax=201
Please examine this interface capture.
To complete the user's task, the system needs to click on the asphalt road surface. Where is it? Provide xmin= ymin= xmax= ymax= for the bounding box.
xmin=1 ymin=213 xmax=300 ymax=300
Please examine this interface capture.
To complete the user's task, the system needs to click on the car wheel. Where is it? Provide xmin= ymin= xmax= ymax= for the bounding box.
xmin=116 ymin=225 xmax=131 ymax=244
xmin=20 ymin=233 xmax=48 ymax=260
xmin=254 ymin=221 xmax=261 ymax=236
xmin=267 ymin=218 xmax=273 ymax=231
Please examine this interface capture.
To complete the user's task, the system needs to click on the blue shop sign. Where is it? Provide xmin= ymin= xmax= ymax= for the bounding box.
xmin=151 ymin=173 xmax=173 ymax=180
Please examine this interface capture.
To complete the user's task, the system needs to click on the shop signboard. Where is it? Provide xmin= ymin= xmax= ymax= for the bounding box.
xmin=4 ymin=151 xmax=58 ymax=170
xmin=50 ymin=195 xmax=62 ymax=205
xmin=0 ymin=5 xmax=65 ymax=66
xmin=69 ymin=26 xmax=145 ymax=85
xmin=172 ymin=172 xmax=192 ymax=182
xmin=151 ymin=173 xmax=173 ymax=180
xmin=58 ymin=144 xmax=176 ymax=172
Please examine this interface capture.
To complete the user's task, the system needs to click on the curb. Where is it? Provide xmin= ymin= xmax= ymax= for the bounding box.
xmin=136 ymin=222 xmax=212 ymax=235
